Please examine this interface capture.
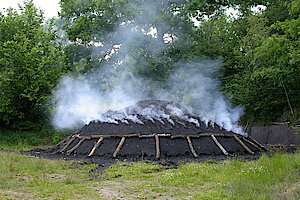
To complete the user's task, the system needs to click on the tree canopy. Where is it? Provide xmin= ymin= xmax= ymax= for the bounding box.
xmin=0 ymin=0 xmax=299 ymax=130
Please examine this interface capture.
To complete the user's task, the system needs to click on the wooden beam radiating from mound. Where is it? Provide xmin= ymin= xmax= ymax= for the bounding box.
xmin=155 ymin=135 xmax=160 ymax=159
xmin=211 ymin=135 xmax=229 ymax=156
xmin=57 ymin=133 xmax=265 ymax=158
xmin=59 ymin=135 xmax=77 ymax=152
xmin=66 ymin=138 xmax=86 ymax=155
xmin=248 ymin=136 xmax=268 ymax=151
xmin=88 ymin=137 xmax=104 ymax=156
xmin=187 ymin=136 xmax=198 ymax=158
xmin=233 ymin=135 xmax=254 ymax=154
xmin=242 ymin=137 xmax=263 ymax=152
xmin=113 ymin=137 xmax=126 ymax=157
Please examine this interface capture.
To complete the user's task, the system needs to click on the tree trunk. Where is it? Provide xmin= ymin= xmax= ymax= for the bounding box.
xmin=281 ymin=79 xmax=294 ymax=117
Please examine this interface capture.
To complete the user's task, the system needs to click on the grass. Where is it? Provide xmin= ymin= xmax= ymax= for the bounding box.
xmin=0 ymin=127 xmax=71 ymax=150
xmin=99 ymin=152 xmax=300 ymax=199
xmin=0 ymin=151 xmax=102 ymax=199
xmin=0 ymin=150 xmax=299 ymax=199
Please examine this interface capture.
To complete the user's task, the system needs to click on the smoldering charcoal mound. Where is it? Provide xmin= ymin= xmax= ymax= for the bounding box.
xmin=48 ymin=100 xmax=266 ymax=160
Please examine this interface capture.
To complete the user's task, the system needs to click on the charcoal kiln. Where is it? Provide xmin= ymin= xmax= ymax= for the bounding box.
xmin=53 ymin=100 xmax=266 ymax=159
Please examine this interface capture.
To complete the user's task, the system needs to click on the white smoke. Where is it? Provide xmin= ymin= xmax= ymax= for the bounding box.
xmin=52 ymin=58 xmax=246 ymax=135
xmin=160 ymin=61 xmax=245 ymax=135
xmin=51 ymin=1 xmax=246 ymax=136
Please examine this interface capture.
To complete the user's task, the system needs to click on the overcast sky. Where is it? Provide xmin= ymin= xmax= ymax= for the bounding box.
xmin=1 ymin=0 xmax=60 ymax=18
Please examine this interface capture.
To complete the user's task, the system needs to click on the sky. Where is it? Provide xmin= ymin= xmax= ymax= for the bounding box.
xmin=0 ymin=0 xmax=60 ymax=18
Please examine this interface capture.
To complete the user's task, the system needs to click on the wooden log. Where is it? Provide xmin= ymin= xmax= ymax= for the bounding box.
xmin=117 ymin=134 xmax=139 ymax=138
xmin=233 ymin=135 xmax=254 ymax=155
xmin=157 ymin=133 xmax=171 ymax=137
xmin=155 ymin=135 xmax=160 ymax=159
xmin=92 ymin=135 xmax=115 ymax=139
xmin=91 ymin=135 xmax=104 ymax=138
xmin=265 ymin=144 xmax=300 ymax=149
xmin=242 ymin=137 xmax=263 ymax=152
xmin=54 ymin=135 xmax=71 ymax=148
xmin=74 ymin=135 xmax=82 ymax=139
xmin=113 ymin=137 xmax=126 ymax=157
xmin=200 ymin=133 xmax=234 ymax=137
xmin=66 ymin=138 xmax=86 ymax=155
xmin=187 ymin=136 xmax=198 ymax=158
xmin=171 ymin=135 xmax=183 ymax=139
xmin=91 ymin=134 xmax=139 ymax=139
xmin=88 ymin=137 xmax=104 ymax=156
xmin=139 ymin=135 xmax=155 ymax=138
xmin=59 ymin=135 xmax=77 ymax=152
xmin=171 ymin=133 xmax=234 ymax=139
xmin=139 ymin=133 xmax=171 ymax=138
xmin=76 ymin=135 xmax=92 ymax=140
xmin=211 ymin=135 xmax=229 ymax=156
xmin=248 ymin=136 xmax=268 ymax=151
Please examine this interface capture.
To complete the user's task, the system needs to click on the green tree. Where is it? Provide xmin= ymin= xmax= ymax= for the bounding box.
xmin=59 ymin=0 xmax=196 ymax=85
xmin=222 ymin=0 xmax=300 ymax=123
xmin=0 ymin=0 xmax=66 ymax=129
xmin=58 ymin=0 xmax=299 ymax=124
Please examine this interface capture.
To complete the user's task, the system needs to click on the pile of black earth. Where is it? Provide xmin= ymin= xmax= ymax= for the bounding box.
xmin=29 ymin=100 xmax=267 ymax=166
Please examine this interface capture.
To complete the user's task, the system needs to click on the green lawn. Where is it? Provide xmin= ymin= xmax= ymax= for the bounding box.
xmin=0 ymin=150 xmax=299 ymax=200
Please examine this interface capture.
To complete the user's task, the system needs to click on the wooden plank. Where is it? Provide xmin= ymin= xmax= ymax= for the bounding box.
xmin=187 ymin=136 xmax=198 ymax=158
xmin=242 ymin=137 xmax=263 ymax=152
xmin=59 ymin=135 xmax=76 ymax=152
xmin=88 ymin=137 xmax=104 ymax=156
xmin=155 ymin=135 xmax=160 ymax=159
xmin=211 ymin=135 xmax=229 ymax=156
xmin=66 ymin=138 xmax=86 ymax=155
xmin=113 ymin=137 xmax=126 ymax=157
xmin=233 ymin=135 xmax=254 ymax=155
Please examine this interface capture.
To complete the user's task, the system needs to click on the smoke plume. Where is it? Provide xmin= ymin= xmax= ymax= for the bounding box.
xmin=51 ymin=1 xmax=246 ymax=136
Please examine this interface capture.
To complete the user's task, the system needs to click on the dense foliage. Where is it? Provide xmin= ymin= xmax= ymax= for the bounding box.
xmin=0 ymin=1 xmax=66 ymax=129
xmin=0 ymin=0 xmax=299 ymax=131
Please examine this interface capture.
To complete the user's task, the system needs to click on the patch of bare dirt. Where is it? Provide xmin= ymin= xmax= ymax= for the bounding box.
xmin=92 ymin=180 xmax=176 ymax=200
